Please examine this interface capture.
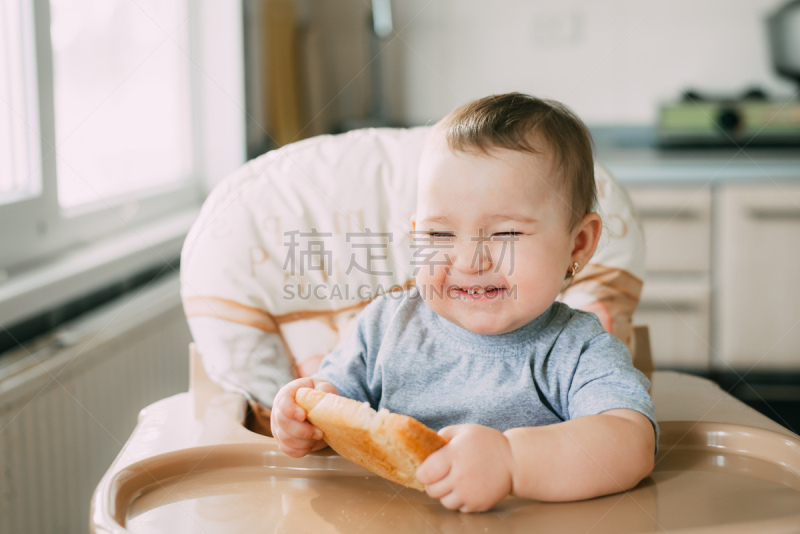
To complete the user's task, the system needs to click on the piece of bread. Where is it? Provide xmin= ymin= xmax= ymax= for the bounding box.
xmin=295 ymin=388 xmax=447 ymax=491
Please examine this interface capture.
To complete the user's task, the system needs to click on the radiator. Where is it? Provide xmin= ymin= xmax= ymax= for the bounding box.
xmin=0 ymin=273 xmax=191 ymax=534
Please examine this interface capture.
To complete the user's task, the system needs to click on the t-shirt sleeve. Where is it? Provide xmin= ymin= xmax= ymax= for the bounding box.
xmin=313 ymin=301 xmax=383 ymax=408
xmin=568 ymin=331 xmax=659 ymax=451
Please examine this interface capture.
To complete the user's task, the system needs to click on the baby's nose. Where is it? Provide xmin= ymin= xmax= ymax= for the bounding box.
xmin=452 ymin=237 xmax=492 ymax=274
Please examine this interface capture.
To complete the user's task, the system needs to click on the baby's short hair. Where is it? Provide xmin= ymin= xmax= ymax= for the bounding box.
xmin=440 ymin=92 xmax=596 ymax=231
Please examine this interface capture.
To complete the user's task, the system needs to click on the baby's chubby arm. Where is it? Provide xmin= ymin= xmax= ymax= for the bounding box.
xmin=416 ymin=408 xmax=655 ymax=512
xmin=503 ymin=408 xmax=655 ymax=501
xmin=271 ymin=377 xmax=338 ymax=457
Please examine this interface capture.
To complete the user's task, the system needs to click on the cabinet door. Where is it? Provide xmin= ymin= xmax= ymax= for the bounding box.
xmin=635 ymin=278 xmax=710 ymax=370
xmin=628 ymin=185 xmax=712 ymax=369
xmin=628 ymin=187 xmax=711 ymax=274
xmin=716 ymin=185 xmax=800 ymax=370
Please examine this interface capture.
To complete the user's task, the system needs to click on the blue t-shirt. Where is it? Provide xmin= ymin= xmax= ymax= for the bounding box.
xmin=316 ymin=286 xmax=658 ymax=443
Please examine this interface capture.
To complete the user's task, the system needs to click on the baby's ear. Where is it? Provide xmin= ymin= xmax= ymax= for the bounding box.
xmin=571 ymin=212 xmax=603 ymax=264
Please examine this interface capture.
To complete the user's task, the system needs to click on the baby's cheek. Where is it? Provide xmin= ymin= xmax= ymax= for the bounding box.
xmin=488 ymin=241 xmax=520 ymax=274
xmin=415 ymin=264 xmax=448 ymax=295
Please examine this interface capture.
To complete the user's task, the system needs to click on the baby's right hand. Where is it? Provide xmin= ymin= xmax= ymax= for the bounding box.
xmin=271 ymin=377 xmax=338 ymax=458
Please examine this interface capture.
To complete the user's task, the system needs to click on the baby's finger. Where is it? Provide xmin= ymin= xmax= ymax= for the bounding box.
xmin=273 ymin=422 xmax=320 ymax=452
xmin=274 ymin=396 xmax=304 ymax=423
xmin=416 ymin=450 xmax=451 ymax=485
xmin=310 ymin=438 xmax=330 ymax=452
xmin=423 ymin=477 xmax=452 ymax=499
xmin=438 ymin=491 xmax=464 ymax=511
xmin=311 ymin=379 xmax=338 ymax=395
xmin=286 ymin=377 xmax=316 ymax=393
xmin=275 ymin=411 xmax=322 ymax=441
xmin=277 ymin=440 xmax=314 ymax=458
xmin=277 ymin=433 xmax=317 ymax=455
xmin=276 ymin=387 xmax=309 ymax=422
xmin=437 ymin=425 xmax=463 ymax=441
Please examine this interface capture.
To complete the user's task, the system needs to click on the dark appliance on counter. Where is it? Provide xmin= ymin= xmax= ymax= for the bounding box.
xmin=656 ymin=0 xmax=800 ymax=148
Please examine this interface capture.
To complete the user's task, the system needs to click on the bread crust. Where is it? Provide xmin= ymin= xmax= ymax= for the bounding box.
xmin=295 ymin=388 xmax=447 ymax=490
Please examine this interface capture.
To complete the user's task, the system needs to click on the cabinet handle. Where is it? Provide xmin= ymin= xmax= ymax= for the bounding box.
xmin=637 ymin=208 xmax=702 ymax=220
xmin=747 ymin=207 xmax=800 ymax=221
xmin=637 ymin=300 xmax=700 ymax=312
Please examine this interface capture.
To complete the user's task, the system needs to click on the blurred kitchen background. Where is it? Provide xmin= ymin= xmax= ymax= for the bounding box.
xmin=1 ymin=0 xmax=800 ymax=531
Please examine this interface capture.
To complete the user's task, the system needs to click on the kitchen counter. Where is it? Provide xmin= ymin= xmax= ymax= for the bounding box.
xmin=590 ymin=126 xmax=800 ymax=185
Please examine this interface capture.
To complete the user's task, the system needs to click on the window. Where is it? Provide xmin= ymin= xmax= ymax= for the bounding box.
xmin=49 ymin=0 xmax=193 ymax=209
xmin=0 ymin=0 xmax=41 ymax=207
xmin=0 ymin=0 xmax=244 ymax=347
xmin=0 ymin=0 xmax=210 ymax=273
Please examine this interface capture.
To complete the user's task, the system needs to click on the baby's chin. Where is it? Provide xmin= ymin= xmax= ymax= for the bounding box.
xmin=459 ymin=319 xmax=524 ymax=336
xmin=432 ymin=307 xmax=522 ymax=336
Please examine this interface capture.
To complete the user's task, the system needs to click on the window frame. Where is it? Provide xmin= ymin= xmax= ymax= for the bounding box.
xmin=0 ymin=0 xmax=207 ymax=274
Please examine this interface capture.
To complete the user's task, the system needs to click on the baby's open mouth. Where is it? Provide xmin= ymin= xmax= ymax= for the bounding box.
xmin=450 ymin=285 xmax=506 ymax=299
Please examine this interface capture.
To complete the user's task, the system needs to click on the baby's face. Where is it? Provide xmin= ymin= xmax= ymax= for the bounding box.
xmin=413 ymin=133 xmax=577 ymax=335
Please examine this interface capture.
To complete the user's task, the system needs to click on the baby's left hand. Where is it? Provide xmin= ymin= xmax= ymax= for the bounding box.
xmin=416 ymin=424 xmax=514 ymax=513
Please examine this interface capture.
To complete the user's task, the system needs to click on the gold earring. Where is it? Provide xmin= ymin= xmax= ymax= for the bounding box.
xmin=569 ymin=262 xmax=580 ymax=277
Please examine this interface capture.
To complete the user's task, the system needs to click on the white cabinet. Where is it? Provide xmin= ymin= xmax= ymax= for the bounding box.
xmin=628 ymin=181 xmax=800 ymax=371
xmin=635 ymin=279 xmax=711 ymax=370
xmin=630 ymin=187 xmax=711 ymax=274
xmin=716 ymin=185 xmax=800 ymax=370
xmin=628 ymin=186 xmax=712 ymax=370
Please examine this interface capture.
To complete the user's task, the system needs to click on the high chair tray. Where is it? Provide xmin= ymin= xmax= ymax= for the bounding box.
xmin=92 ymin=370 xmax=800 ymax=533
xmin=112 ymin=421 xmax=800 ymax=533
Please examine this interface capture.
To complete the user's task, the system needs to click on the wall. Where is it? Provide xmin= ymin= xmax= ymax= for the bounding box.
xmin=309 ymin=0 xmax=796 ymax=128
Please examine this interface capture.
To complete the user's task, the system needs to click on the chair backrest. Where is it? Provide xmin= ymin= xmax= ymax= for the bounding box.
xmin=180 ymin=127 xmax=646 ymax=414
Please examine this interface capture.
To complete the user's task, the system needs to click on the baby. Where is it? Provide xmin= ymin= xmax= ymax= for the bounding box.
xmin=271 ymin=93 xmax=657 ymax=513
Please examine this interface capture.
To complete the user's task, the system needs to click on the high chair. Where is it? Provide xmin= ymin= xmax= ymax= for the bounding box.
xmin=91 ymin=127 xmax=800 ymax=533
